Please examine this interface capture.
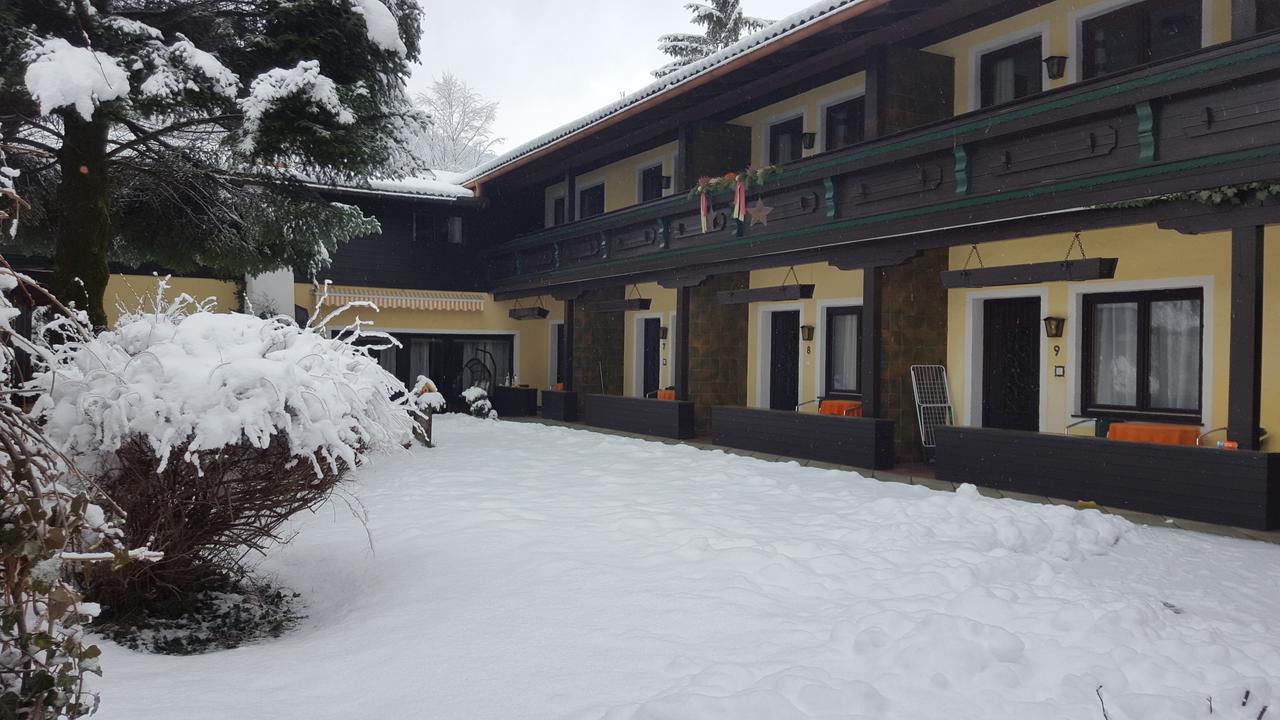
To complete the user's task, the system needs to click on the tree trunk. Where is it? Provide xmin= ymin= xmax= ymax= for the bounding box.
xmin=51 ymin=113 xmax=112 ymax=328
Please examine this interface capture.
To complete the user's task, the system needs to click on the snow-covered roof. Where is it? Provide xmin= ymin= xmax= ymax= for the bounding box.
xmin=457 ymin=0 xmax=872 ymax=186
xmin=308 ymin=169 xmax=475 ymax=201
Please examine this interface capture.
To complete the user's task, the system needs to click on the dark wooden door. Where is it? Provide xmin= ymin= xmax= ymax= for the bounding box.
xmin=769 ymin=310 xmax=801 ymax=411
xmin=642 ymin=318 xmax=661 ymax=397
xmin=982 ymin=297 xmax=1040 ymax=431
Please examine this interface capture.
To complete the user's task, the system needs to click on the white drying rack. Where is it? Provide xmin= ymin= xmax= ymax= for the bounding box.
xmin=910 ymin=365 xmax=954 ymax=453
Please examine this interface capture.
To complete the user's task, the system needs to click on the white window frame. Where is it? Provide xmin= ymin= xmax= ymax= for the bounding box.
xmin=1067 ymin=0 xmax=1214 ymax=83
xmin=545 ymin=186 xmax=566 ymax=229
xmin=760 ymin=109 xmax=806 ymax=166
xmin=1066 ymin=275 xmax=1215 ymax=433
xmin=576 ymin=178 xmax=607 ymax=219
xmin=968 ymin=24 xmax=1049 ymax=113
xmin=816 ymin=88 xmax=866 ymax=153
xmin=635 ymin=161 xmax=666 ymax=204
xmin=814 ymin=297 xmax=863 ymax=398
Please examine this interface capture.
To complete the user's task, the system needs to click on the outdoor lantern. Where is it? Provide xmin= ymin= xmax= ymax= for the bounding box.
xmin=662 ymin=175 xmax=673 ymax=189
xmin=660 ymin=325 xmax=669 ymax=340
xmin=1043 ymin=56 xmax=1068 ymax=80
xmin=801 ymin=132 xmax=817 ymax=150
xmin=1043 ymin=316 xmax=1065 ymax=338
xmin=800 ymin=324 xmax=815 ymax=342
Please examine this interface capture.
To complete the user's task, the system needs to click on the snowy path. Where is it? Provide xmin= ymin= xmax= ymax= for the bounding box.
xmin=95 ymin=416 xmax=1280 ymax=720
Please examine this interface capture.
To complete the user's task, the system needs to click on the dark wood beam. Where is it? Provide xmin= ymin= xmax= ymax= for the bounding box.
xmin=1157 ymin=200 xmax=1280 ymax=235
xmin=1228 ymin=226 xmax=1264 ymax=449
xmin=864 ymin=45 xmax=886 ymax=139
xmin=562 ymin=298 xmax=576 ymax=392
xmin=940 ymin=258 xmax=1119 ymax=289
xmin=508 ymin=306 xmax=550 ymax=320
xmin=860 ymin=267 xmax=883 ymax=418
xmin=674 ymin=286 xmax=691 ymax=401
xmin=565 ymin=172 xmax=577 ymax=223
xmin=717 ymin=284 xmax=815 ymax=304
xmin=587 ymin=298 xmax=652 ymax=312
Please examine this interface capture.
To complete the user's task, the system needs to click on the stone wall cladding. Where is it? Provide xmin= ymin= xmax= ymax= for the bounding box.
xmin=879 ymin=248 xmax=949 ymax=462
xmin=689 ymin=273 xmax=749 ymax=434
xmin=573 ymin=287 xmax=625 ymax=396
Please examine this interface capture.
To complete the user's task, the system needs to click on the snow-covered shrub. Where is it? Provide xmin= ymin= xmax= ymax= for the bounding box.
xmin=0 ymin=266 xmax=160 ymax=718
xmin=462 ymin=385 xmax=496 ymax=419
xmin=412 ymin=375 xmax=447 ymax=413
xmin=28 ymin=282 xmax=421 ymax=613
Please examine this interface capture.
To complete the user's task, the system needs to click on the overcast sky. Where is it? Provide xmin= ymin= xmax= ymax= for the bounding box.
xmin=407 ymin=0 xmax=812 ymax=153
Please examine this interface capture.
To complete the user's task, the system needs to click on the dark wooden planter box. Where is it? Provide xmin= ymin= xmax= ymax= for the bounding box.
xmin=540 ymin=390 xmax=578 ymax=422
xmin=580 ymin=394 xmax=695 ymax=439
xmin=935 ymin=426 xmax=1280 ymax=530
xmin=492 ymin=385 xmax=539 ymax=417
xmin=711 ymin=406 xmax=895 ymax=470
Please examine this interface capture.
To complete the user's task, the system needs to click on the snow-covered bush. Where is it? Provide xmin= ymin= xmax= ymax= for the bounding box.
xmin=462 ymin=385 xmax=496 ymax=419
xmin=28 ymin=282 xmax=421 ymax=612
xmin=0 ymin=265 xmax=160 ymax=718
xmin=409 ymin=375 xmax=446 ymax=447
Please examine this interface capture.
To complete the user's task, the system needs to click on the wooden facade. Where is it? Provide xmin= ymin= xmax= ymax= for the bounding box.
xmin=712 ymin=407 xmax=896 ymax=470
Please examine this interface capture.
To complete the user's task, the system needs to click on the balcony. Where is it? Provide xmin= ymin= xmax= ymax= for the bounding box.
xmin=486 ymin=33 xmax=1280 ymax=296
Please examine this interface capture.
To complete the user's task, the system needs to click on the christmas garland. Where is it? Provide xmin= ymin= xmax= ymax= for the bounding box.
xmin=688 ymin=165 xmax=780 ymax=233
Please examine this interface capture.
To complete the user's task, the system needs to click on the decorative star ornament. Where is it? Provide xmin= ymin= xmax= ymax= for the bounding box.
xmin=747 ymin=198 xmax=773 ymax=226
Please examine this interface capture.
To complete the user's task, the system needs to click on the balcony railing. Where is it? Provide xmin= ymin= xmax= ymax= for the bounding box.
xmin=486 ymin=34 xmax=1280 ymax=294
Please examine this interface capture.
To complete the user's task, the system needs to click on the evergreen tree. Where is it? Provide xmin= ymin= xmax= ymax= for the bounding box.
xmin=653 ymin=1 xmax=772 ymax=79
xmin=0 ymin=0 xmax=429 ymax=326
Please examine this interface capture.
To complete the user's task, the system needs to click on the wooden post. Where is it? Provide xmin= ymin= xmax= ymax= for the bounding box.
xmin=1232 ymin=0 xmax=1259 ymax=39
xmin=1228 ymin=226 xmax=1264 ymax=449
xmin=565 ymin=172 xmax=577 ymax=223
xmin=860 ymin=267 xmax=882 ymax=418
xmin=562 ymin=298 xmax=576 ymax=392
xmin=863 ymin=46 xmax=885 ymax=140
xmin=674 ymin=285 xmax=691 ymax=401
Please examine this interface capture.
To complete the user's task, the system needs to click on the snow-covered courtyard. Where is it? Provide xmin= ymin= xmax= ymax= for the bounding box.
xmin=94 ymin=416 xmax=1280 ymax=720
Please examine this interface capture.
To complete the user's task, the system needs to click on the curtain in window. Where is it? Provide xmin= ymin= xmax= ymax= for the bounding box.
xmin=1149 ymin=299 xmax=1201 ymax=410
xmin=992 ymin=56 xmax=1017 ymax=105
xmin=461 ymin=339 xmax=512 ymax=388
xmin=829 ymin=313 xmax=859 ymax=392
xmin=409 ymin=338 xmax=431 ymax=383
xmin=374 ymin=346 xmax=398 ymax=377
xmin=1091 ymin=302 xmax=1138 ymax=405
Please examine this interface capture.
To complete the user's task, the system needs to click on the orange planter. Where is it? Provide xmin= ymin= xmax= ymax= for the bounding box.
xmin=657 ymin=389 xmax=677 ymax=401
xmin=1107 ymin=422 xmax=1199 ymax=446
xmin=819 ymin=399 xmax=862 ymax=417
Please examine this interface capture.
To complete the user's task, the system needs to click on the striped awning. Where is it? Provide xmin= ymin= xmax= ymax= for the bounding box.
xmin=316 ymin=285 xmax=486 ymax=312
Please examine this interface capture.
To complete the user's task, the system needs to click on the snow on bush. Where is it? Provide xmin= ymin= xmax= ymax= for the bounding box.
xmin=462 ymin=385 xmax=496 ymax=419
xmin=31 ymin=283 xmax=418 ymax=477
xmin=412 ymin=375 xmax=447 ymax=413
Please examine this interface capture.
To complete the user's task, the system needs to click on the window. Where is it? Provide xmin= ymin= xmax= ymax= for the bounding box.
xmin=823 ymin=97 xmax=865 ymax=152
xmin=1081 ymin=288 xmax=1203 ymax=418
xmin=824 ymin=306 xmax=862 ymax=396
xmin=979 ymin=37 xmax=1043 ymax=108
xmin=639 ymin=164 xmax=665 ymax=202
xmin=769 ymin=116 xmax=804 ymax=164
xmin=1082 ymin=0 xmax=1201 ymax=79
xmin=552 ymin=196 xmax=566 ymax=226
xmin=1260 ymin=0 xmax=1280 ymax=32
xmin=412 ymin=213 xmax=463 ymax=244
xmin=578 ymin=184 xmax=605 ymax=219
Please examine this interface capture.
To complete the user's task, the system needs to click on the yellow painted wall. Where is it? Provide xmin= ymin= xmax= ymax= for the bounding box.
xmin=104 ymin=274 xmax=240 ymax=327
xmin=744 ymin=262 xmax=864 ymax=412
xmin=730 ymin=72 xmax=867 ymax=167
xmin=544 ymin=142 xmax=679 ymax=226
xmin=293 ymin=283 xmax=564 ymax=392
xmin=619 ymin=283 xmax=677 ymax=397
xmin=943 ymin=225 xmax=1249 ymax=444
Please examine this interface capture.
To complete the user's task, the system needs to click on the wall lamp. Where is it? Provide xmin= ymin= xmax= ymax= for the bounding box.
xmin=660 ymin=325 xmax=669 ymax=340
xmin=662 ymin=175 xmax=673 ymax=189
xmin=801 ymin=132 xmax=817 ymax=150
xmin=1043 ymin=316 xmax=1065 ymax=338
xmin=800 ymin=324 xmax=815 ymax=342
xmin=1043 ymin=56 xmax=1068 ymax=80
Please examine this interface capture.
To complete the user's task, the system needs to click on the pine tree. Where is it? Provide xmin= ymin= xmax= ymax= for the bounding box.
xmin=653 ymin=1 xmax=772 ymax=79
xmin=0 ymin=0 xmax=430 ymax=326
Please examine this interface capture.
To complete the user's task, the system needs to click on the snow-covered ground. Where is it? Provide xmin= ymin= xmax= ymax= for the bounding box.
xmin=94 ymin=416 xmax=1280 ymax=720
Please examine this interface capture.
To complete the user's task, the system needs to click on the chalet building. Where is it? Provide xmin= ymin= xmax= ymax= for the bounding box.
xmin=77 ymin=0 xmax=1280 ymax=528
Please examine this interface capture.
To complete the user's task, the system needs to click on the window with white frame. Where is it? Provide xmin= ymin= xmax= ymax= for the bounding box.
xmin=1081 ymin=288 xmax=1203 ymax=418
xmin=768 ymin=116 xmax=804 ymax=164
xmin=824 ymin=306 xmax=861 ymax=396
xmin=1082 ymin=0 xmax=1202 ymax=79
xmin=979 ymin=37 xmax=1043 ymax=107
